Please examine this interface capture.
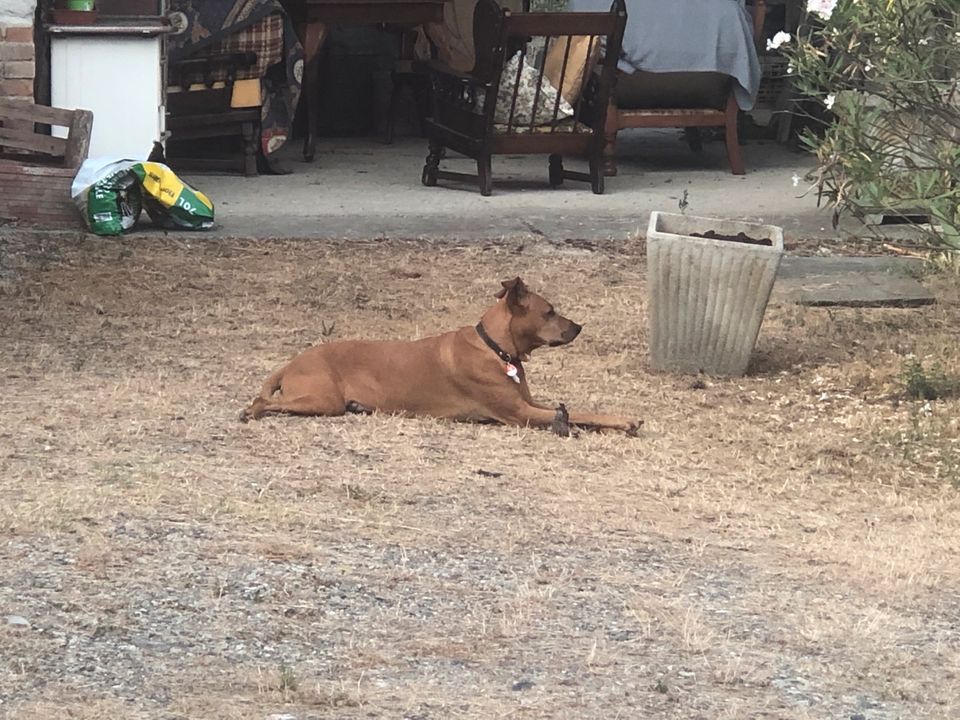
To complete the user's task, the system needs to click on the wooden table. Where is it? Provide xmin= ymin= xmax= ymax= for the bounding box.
xmin=299 ymin=0 xmax=449 ymax=161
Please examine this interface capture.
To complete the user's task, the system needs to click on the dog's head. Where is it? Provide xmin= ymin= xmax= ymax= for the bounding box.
xmin=495 ymin=277 xmax=582 ymax=353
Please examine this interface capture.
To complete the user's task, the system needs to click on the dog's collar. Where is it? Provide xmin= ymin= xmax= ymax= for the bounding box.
xmin=476 ymin=322 xmax=516 ymax=364
xmin=475 ymin=322 xmax=522 ymax=383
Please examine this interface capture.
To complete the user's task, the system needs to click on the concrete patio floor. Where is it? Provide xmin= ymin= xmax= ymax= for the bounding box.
xmin=184 ymin=128 xmax=837 ymax=242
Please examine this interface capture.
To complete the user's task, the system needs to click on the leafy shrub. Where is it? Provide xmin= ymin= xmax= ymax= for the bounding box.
xmin=785 ymin=0 xmax=960 ymax=253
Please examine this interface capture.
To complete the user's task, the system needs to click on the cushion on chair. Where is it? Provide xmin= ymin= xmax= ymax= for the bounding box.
xmin=230 ymin=78 xmax=261 ymax=108
xmin=543 ymin=35 xmax=600 ymax=106
xmin=492 ymin=51 xmax=575 ymax=126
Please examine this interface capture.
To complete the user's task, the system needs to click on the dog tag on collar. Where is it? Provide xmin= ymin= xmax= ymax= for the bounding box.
xmin=505 ymin=363 xmax=520 ymax=383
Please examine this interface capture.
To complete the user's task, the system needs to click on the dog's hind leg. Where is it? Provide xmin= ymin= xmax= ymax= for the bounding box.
xmin=241 ymin=370 xmax=347 ymax=421
xmin=240 ymin=367 xmax=287 ymax=422
xmin=257 ymin=368 xmax=284 ymax=400
xmin=248 ymin=392 xmax=348 ymax=420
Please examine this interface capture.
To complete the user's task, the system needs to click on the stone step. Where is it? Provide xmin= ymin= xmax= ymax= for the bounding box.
xmin=772 ymin=255 xmax=934 ymax=307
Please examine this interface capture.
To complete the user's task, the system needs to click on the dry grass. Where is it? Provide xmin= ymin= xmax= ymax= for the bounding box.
xmin=1 ymin=232 xmax=959 ymax=719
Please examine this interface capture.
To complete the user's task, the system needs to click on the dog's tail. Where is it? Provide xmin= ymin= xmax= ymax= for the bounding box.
xmin=257 ymin=367 xmax=284 ymax=401
xmin=240 ymin=367 xmax=284 ymax=423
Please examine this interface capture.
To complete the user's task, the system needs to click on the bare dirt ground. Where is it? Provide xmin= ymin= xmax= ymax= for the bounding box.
xmin=1 ymin=232 xmax=959 ymax=720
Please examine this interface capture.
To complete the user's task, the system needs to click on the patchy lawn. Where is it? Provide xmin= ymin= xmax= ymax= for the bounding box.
xmin=1 ymin=232 xmax=959 ymax=720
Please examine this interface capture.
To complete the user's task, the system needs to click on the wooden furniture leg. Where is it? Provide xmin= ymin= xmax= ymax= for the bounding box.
xmin=548 ymin=154 xmax=564 ymax=186
xmin=602 ymin=99 xmax=619 ymax=177
xmin=724 ymin=94 xmax=745 ymax=175
xmin=588 ymin=155 xmax=604 ymax=194
xmin=477 ymin=154 xmax=493 ymax=196
xmin=302 ymin=22 xmax=329 ymax=163
xmin=422 ymin=137 xmax=442 ymax=186
xmin=683 ymin=127 xmax=703 ymax=153
xmin=241 ymin=119 xmax=258 ymax=176
xmin=384 ymin=27 xmax=425 ymax=145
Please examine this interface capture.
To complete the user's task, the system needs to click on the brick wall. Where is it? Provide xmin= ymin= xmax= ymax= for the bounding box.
xmin=0 ymin=24 xmax=35 ymax=102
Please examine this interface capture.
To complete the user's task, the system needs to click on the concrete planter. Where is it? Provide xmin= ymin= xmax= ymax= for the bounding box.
xmin=647 ymin=211 xmax=784 ymax=376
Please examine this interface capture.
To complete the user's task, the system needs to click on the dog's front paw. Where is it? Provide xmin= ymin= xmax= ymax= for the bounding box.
xmin=550 ymin=403 xmax=572 ymax=437
xmin=625 ymin=420 xmax=643 ymax=437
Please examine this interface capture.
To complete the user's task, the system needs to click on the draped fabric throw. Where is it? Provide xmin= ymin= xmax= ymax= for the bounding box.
xmin=168 ymin=0 xmax=304 ymax=163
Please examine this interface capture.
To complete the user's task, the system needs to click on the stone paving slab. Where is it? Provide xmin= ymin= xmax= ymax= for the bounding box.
xmin=772 ymin=256 xmax=934 ymax=307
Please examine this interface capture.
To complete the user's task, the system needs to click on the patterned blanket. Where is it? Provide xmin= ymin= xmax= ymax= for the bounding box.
xmin=168 ymin=0 xmax=304 ymax=166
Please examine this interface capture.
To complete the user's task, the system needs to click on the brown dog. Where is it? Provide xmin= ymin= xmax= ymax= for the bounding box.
xmin=241 ymin=277 xmax=640 ymax=434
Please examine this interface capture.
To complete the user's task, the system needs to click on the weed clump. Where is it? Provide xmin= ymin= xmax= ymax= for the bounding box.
xmin=901 ymin=358 xmax=960 ymax=401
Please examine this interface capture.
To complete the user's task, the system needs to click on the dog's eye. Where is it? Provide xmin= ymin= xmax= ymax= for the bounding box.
xmin=545 ymin=308 xmax=555 ymax=318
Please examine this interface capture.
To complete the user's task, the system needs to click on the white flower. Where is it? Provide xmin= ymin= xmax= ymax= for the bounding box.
xmin=792 ymin=174 xmax=801 ymax=187
xmin=918 ymin=37 xmax=930 ymax=46
xmin=807 ymin=0 xmax=837 ymax=20
xmin=824 ymin=94 xmax=836 ymax=110
xmin=766 ymin=31 xmax=791 ymax=51
xmin=864 ymin=60 xmax=874 ymax=72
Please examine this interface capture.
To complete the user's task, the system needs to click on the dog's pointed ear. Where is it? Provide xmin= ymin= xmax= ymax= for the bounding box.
xmin=494 ymin=277 xmax=528 ymax=306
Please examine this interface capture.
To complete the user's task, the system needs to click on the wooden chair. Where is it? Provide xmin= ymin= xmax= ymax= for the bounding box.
xmin=602 ymin=0 xmax=767 ymax=177
xmin=386 ymin=1 xmax=532 ymax=144
xmin=0 ymin=99 xmax=93 ymax=228
xmin=421 ymin=0 xmax=627 ymax=196
xmin=165 ymin=51 xmax=262 ymax=177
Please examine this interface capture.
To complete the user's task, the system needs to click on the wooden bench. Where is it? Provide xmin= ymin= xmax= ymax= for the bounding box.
xmin=0 ymin=99 xmax=93 ymax=228
xmin=165 ymin=51 xmax=262 ymax=177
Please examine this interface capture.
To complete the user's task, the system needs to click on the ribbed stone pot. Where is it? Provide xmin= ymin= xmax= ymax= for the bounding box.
xmin=647 ymin=211 xmax=784 ymax=377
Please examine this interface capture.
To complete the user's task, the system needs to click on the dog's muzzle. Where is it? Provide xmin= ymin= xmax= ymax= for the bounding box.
xmin=550 ymin=322 xmax=582 ymax=346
